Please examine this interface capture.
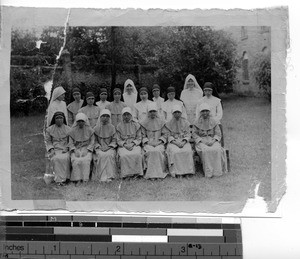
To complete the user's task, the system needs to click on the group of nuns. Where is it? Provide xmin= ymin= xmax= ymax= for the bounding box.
xmin=44 ymin=74 xmax=227 ymax=186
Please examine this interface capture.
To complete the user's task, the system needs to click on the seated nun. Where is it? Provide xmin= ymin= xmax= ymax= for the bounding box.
xmin=93 ymin=109 xmax=118 ymax=182
xmin=68 ymin=112 xmax=94 ymax=185
xmin=116 ymin=107 xmax=143 ymax=179
xmin=45 ymin=111 xmax=71 ymax=186
xmin=193 ymin=103 xmax=227 ymax=177
xmin=140 ymin=102 xmax=168 ymax=179
xmin=165 ymin=104 xmax=195 ymax=177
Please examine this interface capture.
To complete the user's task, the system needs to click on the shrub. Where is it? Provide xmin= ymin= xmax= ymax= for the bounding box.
xmin=252 ymin=53 xmax=271 ymax=101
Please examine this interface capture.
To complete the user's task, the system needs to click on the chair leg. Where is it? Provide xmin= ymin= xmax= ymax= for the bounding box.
xmin=219 ymin=124 xmax=224 ymax=147
xmin=226 ymin=149 xmax=230 ymax=172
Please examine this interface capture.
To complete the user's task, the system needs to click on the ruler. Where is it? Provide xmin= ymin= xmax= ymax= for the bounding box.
xmin=0 ymin=215 xmax=243 ymax=258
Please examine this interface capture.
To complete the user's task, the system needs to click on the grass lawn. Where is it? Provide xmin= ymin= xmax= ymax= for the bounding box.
xmin=10 ymin=96 xmax=271 ymax=203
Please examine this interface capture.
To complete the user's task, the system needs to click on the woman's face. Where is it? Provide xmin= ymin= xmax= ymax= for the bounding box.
xmin=87 ymin=97 xmax=95 ymax=106
xmin=57 ymin=93 xmax=65 ymax=101
xmin=140 ymin=91 xmax=148 ymax=101
xmin=167 ymin=92 xmax=175 ymax=100
xmin=187 ymin=78 xmax=195 ymax=89
xmin=100 ymin=93 xmax=107 ymax=101
xmin=73 ymin=92 xmax=81 ymax=102
xmin=201 ymin=110 xmax=210 ymax=119
xmin=204 ymin=89 xmax=213 ymax=97
xmin=153 ymin=89 xmax=160 ymax=98
xmin=173 ymin=111 xmax=182 ymax=120
xmin=77 ymin=120 xmax=85 ymax=128
xmin=113 ymin=92 xmax=121 ymax=102
xmin=55 ymin=116 xmax=64 ymax=127
xmin=126 ymin=84 xmax=133 ymax=94
xmin=101 ymin=114 xmax=110 ymax=124
xmin=149 ymin=110 xmax=157 ymax=119
xmin=123 ymin=112 xmax=132 ymax=123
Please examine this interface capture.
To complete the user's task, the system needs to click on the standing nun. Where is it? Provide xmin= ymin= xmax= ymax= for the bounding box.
xmin=152 ymin=84 xmax=165 ymax=120
xmin=67 ymin=87 xmax=84 ymax=126
xmin=116 ymin=107 xmax=143 ymax=179
xmin=78 ymin=92 xmax=101 ymax=128
xmin=140 ymin=103 xmax=168 ymax=179
xmin=45 ymin=111 xmax=71 ymax=185
xmin=106 ymin=88 xmax=127 ymax=128
xmin=162 ymin=86 xmax=187 ymax=122
xmin=196 ymin=82 xmax=223 ymax=124
xmin=68 ymin=112 xmax=94 ymax=185
xmin=123 ymin=79 xmax=137 ymax=111
xmin=180 ymin=74 xmax=203 ymax=124
xmin=93 ymin=109 xmax=118 ymax=182
xmin=46 ymin=86 xmax=68 ymax=127
xmin=165 ymin=105 xmax=195 ymax=177
xmin=96 ymin=87 xmax=111 ymax=111
xmin=133 ymin=87 xmax=154 ymax=122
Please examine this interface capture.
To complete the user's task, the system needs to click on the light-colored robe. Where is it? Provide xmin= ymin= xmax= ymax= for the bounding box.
xmin=78 ymin=105 xmax=101 ymax=128
xmin=67 ymin=100 xmax=83 ymax=126
xmin=93 ymin=123 xmax=118 ymax=182
xmin=46 ymin=99 xmax=68 ymax=127
xmin=152 ymin=96 xmax=165 ymax=120
xmin=45 ymin=124 xmax=71 ymax=183
xmin=165 ymin=117 xmax=195 ymax=176
xmin=116 ymin=120 xmax=143 ymax=178
xmin=193 ymin=116 xmax=227 ymax=177
xmin=96 ymin=100 xmax=111 ymax=111
xmin=180 ymin=89 xmax=203 ymax=124
xmin=140 ymin=116 xmax=168 ymax=179
xmin=106 ymin=101 xmax=127 ymax=128
xmin=133 ymin=100 xmax=154 ymax=122
xmin=68 ymin=124 xmax=94 ymax=181
xmin=196 ymin=96 xmax=223 ymax=124
xmin=162 ymin=99 xmax=187 ymax=122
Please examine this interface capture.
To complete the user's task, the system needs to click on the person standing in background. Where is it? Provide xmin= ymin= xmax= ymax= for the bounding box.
xmin=96 ymin=87 xmax=110 ymax=112
xmin=67 ymin=87 xmax=83 ymax=126
xmin=46 ymin=86 xmax=68 ymax=127
xmin=152 ymin=84 xmax=165 ymax=120
xmin=196 ymin=82 xmax=223 ymax=124
xmin=133 ymin=87 xmax=153 ymax=122
xmin=162 ymin=86 xmax=187 ymax=122
xmin=180 ymin=74 xmax=203 ymax=125
xmin=106 ymin=88 xmax=127 ymax=128
xmin=78 ymin=92 xmax=101 ymax=128
xmin=123 ymin=79 xmax=137 ymax=111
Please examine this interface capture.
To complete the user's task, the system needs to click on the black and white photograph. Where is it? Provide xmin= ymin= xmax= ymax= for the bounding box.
xmin=1 ymin=7 xmax=287 ymax=213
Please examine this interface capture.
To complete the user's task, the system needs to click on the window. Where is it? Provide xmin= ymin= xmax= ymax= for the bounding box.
xmin=242 ymin=52 xmax=249 ymax=81
xmin=260 ymin=26 xmax=270 ymax=33
xmin=241 ymin=26 xmax=248 ymax=40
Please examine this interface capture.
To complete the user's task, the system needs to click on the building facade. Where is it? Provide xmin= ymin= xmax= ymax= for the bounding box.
xmin=225 ymin=26 xmax=271 ymax=96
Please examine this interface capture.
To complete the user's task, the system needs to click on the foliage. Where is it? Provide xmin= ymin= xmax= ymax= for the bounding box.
xmin=252 ymin=52 xmax=271 ymax=101
xmin=10 ymin=68 xmax=48 ymax=116
xmin=11 ymin=26 xmax=238 ymax=103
